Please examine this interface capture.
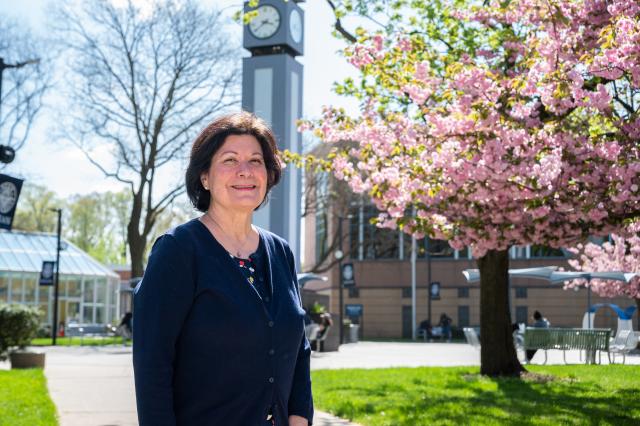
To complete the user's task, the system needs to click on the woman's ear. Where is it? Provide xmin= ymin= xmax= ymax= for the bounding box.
xmin=201 ymin=174 xmax=209 ymax=191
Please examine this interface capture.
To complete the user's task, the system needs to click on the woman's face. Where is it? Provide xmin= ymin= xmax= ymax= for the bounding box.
xmin=201 ymin=134 xmax=268 ymax=213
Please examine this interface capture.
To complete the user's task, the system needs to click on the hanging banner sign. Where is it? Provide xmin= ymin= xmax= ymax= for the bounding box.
xmin=341 ymin=262 xmax=356 ymax=287
xmin=0 ymin=174 xmax=24 ymax=230
xmin=430 ymin=281 xmax=441 ymax=300
xmin=40 ymin=261 xmax=56 ymax=286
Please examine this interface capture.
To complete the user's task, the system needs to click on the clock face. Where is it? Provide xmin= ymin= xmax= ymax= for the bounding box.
xmin=289 ymin=9 xmax=302 ymax=44
xmin=249 ymin=5 xmax=281 ymax=39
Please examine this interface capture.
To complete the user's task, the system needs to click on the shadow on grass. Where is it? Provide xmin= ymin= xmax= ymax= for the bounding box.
xmin=312 ymin=366 xmax=640 ymax=426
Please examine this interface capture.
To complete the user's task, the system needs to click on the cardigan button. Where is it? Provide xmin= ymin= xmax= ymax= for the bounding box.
xmin=268 ymin=377 xmax=274 ymax=383
xmin=264 ymin=297 xmax=270 ymax=302
xmin=268 ymin=321 xmax=274 ymax=327
xmin=269 ymin=349 xmax=275 ymax=355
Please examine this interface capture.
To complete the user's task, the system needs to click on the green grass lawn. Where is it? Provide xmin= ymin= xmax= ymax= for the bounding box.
xmin=0 ymin=369 xmax=57 ymax=426
xmin=31 ymin=336 xmax=130 ymax=347
xmin=311 ymin=365 xmax=640 ymax=425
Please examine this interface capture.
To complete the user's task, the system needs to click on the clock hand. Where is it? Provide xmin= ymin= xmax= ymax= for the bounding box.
xmin=254 ymin=19 xmax=272 ymax=32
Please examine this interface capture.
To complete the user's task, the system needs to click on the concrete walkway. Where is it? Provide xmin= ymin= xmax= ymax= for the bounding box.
xmin=34 ymin=345 xmax=362 ymax=426
xmin=3 ymin=341 xmax=638 ymax=425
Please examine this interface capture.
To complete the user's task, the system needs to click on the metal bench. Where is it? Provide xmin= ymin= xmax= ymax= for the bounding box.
xmin=524 ymin=327 xmax=611 ymax=364
xmin=65 ymin=323 xmax=116 ymax=345
xmin=609 ymin=329 xmax=638 ymax=364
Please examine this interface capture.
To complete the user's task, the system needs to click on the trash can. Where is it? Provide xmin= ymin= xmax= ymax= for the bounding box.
xmin=349 ymin=324 xmax=359 ymax=343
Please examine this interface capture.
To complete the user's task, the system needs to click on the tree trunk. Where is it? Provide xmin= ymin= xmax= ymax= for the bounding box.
xmin=636 ymin=299 xmax=640 ymax=338
xmin=477 ymin=249 xmax=525 ymax=376
xmin=128 ymin=194 xmax=145 ymax=279
xmin=129 ymin=231 xmax=146 ymax=279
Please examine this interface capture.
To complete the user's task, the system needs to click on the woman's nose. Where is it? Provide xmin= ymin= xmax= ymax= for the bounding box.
xmin=237 ymin=161 xmax=254 ymax=176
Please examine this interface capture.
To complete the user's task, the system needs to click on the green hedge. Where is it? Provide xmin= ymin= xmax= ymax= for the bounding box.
xmin=0 ymin=304 xmax=41 ymax=361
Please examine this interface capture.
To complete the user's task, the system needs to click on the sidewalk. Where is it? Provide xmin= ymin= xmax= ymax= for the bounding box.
xmin=38 ymin=345 xmax=362 ymax=426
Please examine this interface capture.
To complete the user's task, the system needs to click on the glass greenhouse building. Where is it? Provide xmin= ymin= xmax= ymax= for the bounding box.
xmin=0 ymin=230 xmax=120 ymax=327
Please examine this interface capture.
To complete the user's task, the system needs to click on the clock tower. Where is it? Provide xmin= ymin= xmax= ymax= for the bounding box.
xmin=242 ymin=0 xmax=304 ymax=265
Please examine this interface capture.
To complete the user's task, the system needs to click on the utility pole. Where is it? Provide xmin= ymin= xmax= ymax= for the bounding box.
xmin=427 ymin=238 xmax=432 ymax=325
xmin=337 ymin=218 xmax=344 ymax=345
xmin=51 ymin=208 xmax=62 ymax=345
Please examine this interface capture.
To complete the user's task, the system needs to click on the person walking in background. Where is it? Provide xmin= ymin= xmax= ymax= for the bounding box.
xmin=117 ymin=312 xmax=133 ymax=339
xmin=439 ymin=313 xmax=452 ymax=342
xmin=526 ymin=310 xmax=550 ymax=362
xmin=133 ymin=112 xmax=313 ymax=426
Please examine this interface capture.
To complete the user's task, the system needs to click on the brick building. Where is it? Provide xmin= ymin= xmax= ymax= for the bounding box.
xmin=302 ymin=177 xmax=638 ymax=339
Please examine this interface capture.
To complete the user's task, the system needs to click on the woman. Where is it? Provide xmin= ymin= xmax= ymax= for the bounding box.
xmin=133 ymin=112 xmax=313 ymax=426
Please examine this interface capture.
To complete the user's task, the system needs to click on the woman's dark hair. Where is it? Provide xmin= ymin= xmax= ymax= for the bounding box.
xmin=186 ymin=111 xmax=282 ymax=212
xmin=533 ymin=310 xmax=542 ymax=320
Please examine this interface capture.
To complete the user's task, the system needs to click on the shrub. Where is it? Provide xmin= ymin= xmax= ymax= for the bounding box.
xmin=310 ymin=301 xmax=326 ymax=314
xmin=0 ymin=304 xmax=41 ymax=361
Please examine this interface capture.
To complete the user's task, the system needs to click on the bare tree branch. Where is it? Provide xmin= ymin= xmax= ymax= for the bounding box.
xmin=0 ymin=17 xmax=51 ymax=165
xmin=52 ymin=0 xmax=241 ymax=276
xmin=325 ymin=0 xmax=358 ymax=43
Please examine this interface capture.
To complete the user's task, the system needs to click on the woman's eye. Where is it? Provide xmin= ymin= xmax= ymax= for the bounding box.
xmin=251 ymin=159 xmax=263 ymax=164
xmin=223 ymin=158 xmax=237 ymax=164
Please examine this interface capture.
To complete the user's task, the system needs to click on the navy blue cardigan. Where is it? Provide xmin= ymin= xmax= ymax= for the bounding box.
xmin=133 ymin=219 xmax=313 ymax=425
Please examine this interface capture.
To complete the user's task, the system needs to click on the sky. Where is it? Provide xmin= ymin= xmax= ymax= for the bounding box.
xmin=0 ymin=0 xmax=360 ymax=198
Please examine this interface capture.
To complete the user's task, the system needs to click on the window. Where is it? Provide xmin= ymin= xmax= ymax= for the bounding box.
xmin=314 ymin=173 xmax=329 ymax=264
xmin=510 ymin=246 xmax=527 ymax=259
xmin=458 ymin=306 xmax=470 ymax=327
xmin=67 ymin=278 xmax=82 ymax=298
xmin=515 ymin=287 xmax=528 ymax=298
xmin=348 ymin=287 xmax=360 ymax=298
xmin=23 ymin=277 xmax=37 ymax=304
xmin=83 ymin=279 xmax=95 ymax=304
xmin=418 ymin=238 xmax=455 ymax=259
xmin=515 ymin=306 xmax=528 ymax=325
xmin=350 ymin=204 xmax=399 ymax=260
xmin=0 ymin=275 xmax=8 ymax=302
xmin=402 ymin=287 xmax=412 ymax=298
xmin=95 ymin=306 xmax=105 ymax=324
xmin=83 ymin=305 xmax=94 ymax=323
xmin=457 ymin=246 xmax=469 ymax=259
xmin=457 ymin=287 xmax=469 ymax=298
xmin=95 ymin=278 xmax=107 ymax=304
xmin=39 ymin=286 xmax=50 ymax=304
xmin=10 ymin=276 xmax=23 ymax=303
xmin=530 ymin=245 xmax=564 ymax=258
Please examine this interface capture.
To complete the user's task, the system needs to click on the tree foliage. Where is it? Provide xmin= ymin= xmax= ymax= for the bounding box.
xmin=296 ymin=0 xmax=640 ymax=375
xmin=12 ymin=183 xmax=61 ymax=233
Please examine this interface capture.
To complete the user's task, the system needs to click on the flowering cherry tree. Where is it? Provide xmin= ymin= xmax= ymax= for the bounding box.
xmin=567 ymin=232 xmax=640 ymax=326
xmin=295 ymin=0 xmax=640 ymax=375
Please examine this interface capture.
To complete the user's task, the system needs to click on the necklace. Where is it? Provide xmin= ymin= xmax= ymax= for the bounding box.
xmin=203 ymin=213 xmax=253 ymax=258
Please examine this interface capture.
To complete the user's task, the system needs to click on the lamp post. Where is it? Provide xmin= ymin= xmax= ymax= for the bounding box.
xmin=0 ymin=57 xmax=40 ymax=163
xmin=334 ymin=214 xmax=353 ymax=345
xmin=50 ymin=208 xmax=62 ymax=345
xmin=426 ymin=237 xmax=432 ymax=326
xmin=334 ymin=246 xmax=344 ymax=345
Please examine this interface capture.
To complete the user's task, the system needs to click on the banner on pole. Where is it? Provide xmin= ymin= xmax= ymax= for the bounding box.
xmin=40 ymin=261 xmax=55 ymax=286
xmin=0 ymin=174 xmax=24 ymax=230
